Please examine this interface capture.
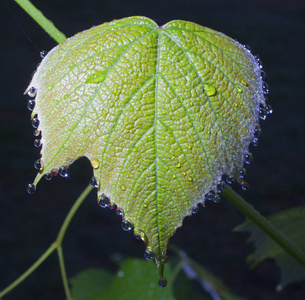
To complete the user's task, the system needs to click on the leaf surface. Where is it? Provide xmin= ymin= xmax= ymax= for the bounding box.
xmin=236 ymin=205 xmax=305 ymax=287
xmin=27 ymin=16 xmax=265 ymax=274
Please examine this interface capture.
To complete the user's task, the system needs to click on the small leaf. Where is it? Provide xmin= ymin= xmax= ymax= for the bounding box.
xmin=235 ymin=205 xmax=305 ymax=287
xmin=26 ymin=16 xmax=265 ymax=274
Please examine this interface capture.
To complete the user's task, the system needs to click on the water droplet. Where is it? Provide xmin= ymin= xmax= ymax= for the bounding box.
xmin=90 ymin=176 xmax=98 ymax=188
xmin=262 ymin=82 xmax=269 ymax=94
xmin=158 ymin=277 xmax=167 ymax=288
xmin=115 ymin=207 xmax=123 ymax=216
xmin=44 ymin=172 xmax=52 ymax=180
xmin=175 ymin=163 xmax=181 ymax=168
xmin=239 ymin=168 xmax=247 ymax=179
xmin=255 ymin=55 xmax=263 ymax=69
xmin=34 ymin=129 xmax=40 ymax=137
xmin=259 ymin=107 xmax=267 ymax=120
xmin=205 ymin=191 xmax=215 ymax=201
xmin=91 ymin=158 xmax=100 ymax=169
xmin=121 ymin=220 xmax=133 ymax=231
xmin=121 ymin=184 xmax=126 ymax=191
xmin=237 ymin=86 xmax=242 ymax=93
xmin=27 ymin=183 xmax=36 ymax=194
xmin=253 ymin=127 xmax=262 ymax=140
xmin=82 ymin=125 xmax=89 ymax=133
xmin=244 ymin=45 xmax=251 ymax=51
xmin=98 ymin=194 xmax=109 ymax=208
xmin=32 ymin=118 xmax=40 ymax=128
xmin=260 ymin=70 xmax=267 ymax=81
xmin=34 ymin=159 xmax=42 ymax=170
xmin=245 ymin=153 xmax=253 ymax=164
xmin=172 ymin=174 xmax=176 ymax=179
xmin=134 ymin=233 xmax=143 ymax=240
xmin=265 ymin=104 xmax=273 ymax=114
xmin=34 ymin=139 xmax=41 ymax=147
xmin=241 ymin=181 xmax=250 ymax=190
xmin=204 ymin=83 xmax=216 ymax=96
xmin=27 ymin=100 xmax=35 ymax=111
xmin=47 ymin=84 xmax=54 ymax=90
xmin=253 ymin=139 xmax=259 ymax=146
xmin=213 ymin=194 xmax=221 ymax=203
xmin=187 ymin=176 xmax=193 ymax=181
xmin=226 ymin=175 xmax=235 ymax=184
xmin=217 ymin=180 xmax=225 ymax=193
xmin=192 ymin=205 xmax=199 ymax=214
xmin=52 ymin=169 xmax=58 ymax=176
xmin=59 ymin=167 xmax=69 ymax=177
xmin=28 ymin=87 xmax=37 ymax=97
xmin=144 ymin=249 xmax=154 ymax=260
xmin=40 ymin=50 xmax=47 ymax=58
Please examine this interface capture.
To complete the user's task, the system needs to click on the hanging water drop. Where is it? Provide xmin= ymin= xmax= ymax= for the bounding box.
xmin=90 ymin=176 xmax=98 ymax=188
xmin=259 ymin=107 xmax=267 ymax=120
xmin=34 ymin=159 xmax=42 ymax=170
xmin=217 ymin=180 xmax=225 ymax=193
xmin=226 ymin=175 xmax=235 ymax=184
xmin=32 ymin=118 xmax=40 ymax=128
xmin=144 ymin=249 xmax=155 ymax=260
xmin=265 ymin=104 xmax=273 ymax=114
xmin=213 ymin=194 xmax=221 ymax=203
xmin=40 ymin=50 xmax=47 ymax=58
xmin=244 ymin=45 xmax=251 ymax=52
xmin=241 ymin=181 xmax=250 ymax=190
xmin=260 ymin=70 xmax=267 ymax=81
xmin=115 ymin=207 xmax=123 ymax=216
xmin=44 ymin=172 xmax=53 ymax=180
xmin=27 ymin=100 xmax=35 ymax=111
xmin=121 ymin=220 xmax=133 ymax=231
xmin=27 ymin=183 xmax=36 ymax=194
xmin=262 ymin=82 xmax=269 ymax=94
xmin=205 ymin=191 xmax=215 ymax=201
xmin=192 ymin=205 xmax=199 ymax=214
xmin=28 ymin=87 xmax=37 ymax=97
xmin=252 ymin=139 xmax=259 ymax=147
xmin=203 ymin=83 xmax=216 ymax=96
xmin=253 ymin=127 xmax=262 ymax=140
xmin=34 ymin=139 xmax=41 ymax=147
xmin=245 ymin=153 xmax=253 ymax=164
xmin=158 ymin=277 xmax=167 ymax=288
xmin=98 ymin=194 xmax=109 ymax=208
xmin=59 ymin=167 xmax=69 ymax=177
xmin=91 ymin=158 xmax=100 ymax=169
xmin=239 ymin=168 xmax=247 ymax=179
xmin=34 ymin=129 xmax=40 ymax=137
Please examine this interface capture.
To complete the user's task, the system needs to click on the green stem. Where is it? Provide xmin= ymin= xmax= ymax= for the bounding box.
xmin=14 ymin=0 xmax=66 ymax=43
xmin=57 ymin=246 xmax=71 ymax=300
xmin=0 ymin=185 xmax=93 ymax=298
xmin=0 ymin=245 xmax=56 ymax=297
xmin=223 ymin=185 xmax=305 ymax=268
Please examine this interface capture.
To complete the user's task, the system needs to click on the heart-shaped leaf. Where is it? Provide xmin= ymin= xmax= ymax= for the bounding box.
xmin=26 ymin=16 xmax=266 ymax=282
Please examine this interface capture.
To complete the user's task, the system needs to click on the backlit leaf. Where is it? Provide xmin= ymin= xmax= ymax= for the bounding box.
xmin=26 ymin=16 xmax=266 ymax=279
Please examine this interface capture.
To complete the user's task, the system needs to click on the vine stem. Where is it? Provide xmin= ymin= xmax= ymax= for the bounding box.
xmin=14 ymin=0 xmax=66 ymax=43
xmin=222 ymin=185 xmax=305 ymax=268
xmin=0 ymin=185 xmax=93 ymax=299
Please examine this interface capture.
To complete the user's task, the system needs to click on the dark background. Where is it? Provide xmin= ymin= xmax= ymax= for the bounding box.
xmin=0 ymin=0 xmax=304 ymax=299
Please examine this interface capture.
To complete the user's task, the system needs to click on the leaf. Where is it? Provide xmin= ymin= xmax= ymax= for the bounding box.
xmin=91 ymin=258 xmax=175 ymax=299
xmin=26 ymin=16 xmax=265 ymax=277
xmin=235 ymin=205 xmax=305 ymax=287
xmin=70 ymin=268 xmax=113 ymax=300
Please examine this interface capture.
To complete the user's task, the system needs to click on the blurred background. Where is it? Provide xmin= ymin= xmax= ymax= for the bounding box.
xmin=0 ymin=0 xmax=304 ymax=299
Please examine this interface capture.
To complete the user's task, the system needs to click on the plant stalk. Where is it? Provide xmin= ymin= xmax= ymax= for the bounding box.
xmin=14 ymin=0 xmax=66 ymax=43
xmin=223 ymin=185 xmax=305 ymax=268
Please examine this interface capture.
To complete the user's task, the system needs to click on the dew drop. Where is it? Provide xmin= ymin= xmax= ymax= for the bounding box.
xmin=265 ymin=104 xmax=273 ymax=114
xmin=121 ymin=184 xmax=126 ymax=191
xmin=213 ymin=194 xmax=221 ymax=203
xmin=121 ymin=220 xmax=133 ymax=231
xmin=187 ymin=176 xmax=193 ymax=181
xmin=115 ymin=207 xmax=124 ymax=216
xmin=34 ymin=129 xmax=40 ymax=137
xmin=175 ymin=163 xmax=181 ymax=168
xmin=40 ymin=50 xmax=47 ymax=58
xmin=34 ymin=159 xmax=42 ymax=170
xmin=237 ymin=86 xmax=242 ymax=93
xmin=226 ymin=175 xmax=235 ymax=184
xmin=44 ymin=172 xmax=53 ymax=180
xmin=192 ymin=205 xmax=199 ymax=214
xmin=27 ymin=100 xmax=35 ymax=111
xmin=27 ymin=183 xmax=36 ymax=194
xmin=262 ymin=82 xmax=269 ymax=95
xmin=28 ymin=87 xmax=37 ymax=97
xmin=144 ymin=249 xmax=154 ymax=260
xmin=253 ymin=127 xmax=262 ymax=140
xmin=245 ymin=153 xmax=253 ymax=164
xmin=253 ymin=139 xmax=259 ymax=146
xmin=261 ymin=70 xmax=267 ymax=81
xmin=158 ymin=277 xmax=167 ymax=288
xmin=90 ymin=176 xmax=98 ymax=188
xmin=259 ymin=107 xmax=267 ymax=120
xmin=91 ymin=158 xmax=100 ymax=169
xmin=244 ymin=45 xmax=251 ymax=51
xmin=239 ymin=168 xmax=247 ymax=179
xmin=59 ymin=167 xmax=69 ymax=177
xmin=204 ymin=83 xmax=216 ymax=96
xmin=98 ymin=194 xmax=109 ymax=208
xmin=241 ymin=181 xmax=250 ymax=190
xmin=34 ymin=139 xmax=41 ymax=148
xmin=205 ymin=191 xmax=215 ymax=201
xmin=217 ymin=180 xmax=225 ymax=193
xmin=32 ymin=118 xmax=40 ymax=128
xmin=172 ymin=174 xmax=176 ymax=179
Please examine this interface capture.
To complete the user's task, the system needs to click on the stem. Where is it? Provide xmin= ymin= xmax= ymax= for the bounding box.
xmin=0 ymin=184 xmax=93 ymax=298
xmin=57 ymin=246 xmax=71 ymax=300
xmin=14 ymin=0 xmax=66 ymax=43
xmin=0 ymin=245 xmax=56 ymax=297
xmin=223 ymin=185 xmax=305 ymax=268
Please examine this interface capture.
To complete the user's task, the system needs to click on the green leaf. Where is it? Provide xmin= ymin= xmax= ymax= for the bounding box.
xmin=70 ymin=268 xmax=113 ymax=300
xmin=92 ymin=258 xmax=175 ymax=300
xmin=235 ymin=205 xmax=305 ymax=287
xmin=26 ymin=16 xmax=265 ymax=274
